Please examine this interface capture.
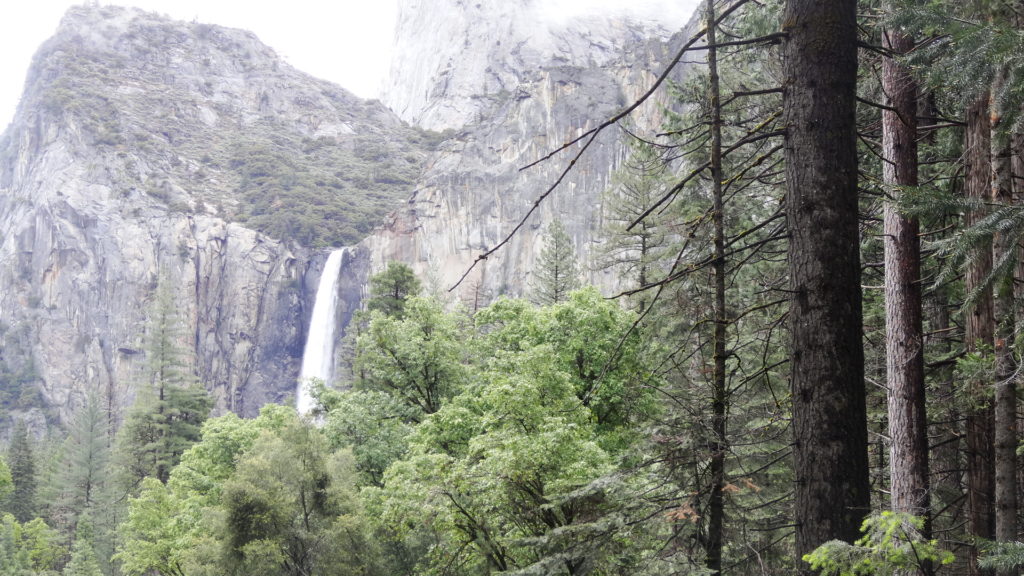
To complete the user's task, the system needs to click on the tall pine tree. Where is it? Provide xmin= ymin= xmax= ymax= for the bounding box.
xmin=530 ymin=219 xmax=581 ymax=305
xmin=6 ymin=420 xmax=36 ymax=523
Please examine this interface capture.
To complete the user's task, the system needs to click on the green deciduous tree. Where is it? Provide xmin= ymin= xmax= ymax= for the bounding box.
xmin=366 ymin=288 xmax=660 ymax=574
xmin=0 ymin=513 xmax=61 ymax=575
xmin=221 ymin=421 xmax=379 ymax=576
xmin=116 ymin=405 xmax=292 ymax=576
xmin=117 ymin=404 xmax=379 ymax=576
xmin=375 ymin=344 xmax=616 ymax=574
xmin=322 ymin=389 xmax=416 ymax=487
xmin=116 ymin=477 xmax=185 ymax=576
xmin=474 ymin=289 xmax=657 ymax=442
xmin=355 ymin=296 xmax=467 ymax=418
xmin=0 ymin=456 xmax=12 ymax=505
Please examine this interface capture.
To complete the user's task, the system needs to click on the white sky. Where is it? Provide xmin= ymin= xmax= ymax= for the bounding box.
xmin=0 ymin=0 xmax=698 ymax=129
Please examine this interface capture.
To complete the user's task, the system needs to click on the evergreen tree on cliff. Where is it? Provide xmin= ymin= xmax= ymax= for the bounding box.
xmin=6 ymin=419 xmax=36 ymax=522
xmin=530 ymin=219 xmax=581 ymax=305
xmin=367 ymin=262 xmax=422 ymax=319
xmin=782 ymin=0 xmax=870 ymax=569
xmin=116 ymin=276 xmax=211 ymax=488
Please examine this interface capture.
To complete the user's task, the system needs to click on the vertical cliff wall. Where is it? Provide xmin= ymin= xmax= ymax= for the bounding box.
xmin=0 ymin=5 xmax=428 ymax=424
xmin=0 ymin=1 xmax=699 ymax=424
xmin=372 ymin=0 xmax=698 ymax=305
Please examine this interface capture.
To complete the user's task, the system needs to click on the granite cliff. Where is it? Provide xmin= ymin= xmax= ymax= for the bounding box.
xmin=0 ymin=5 xmax=429 ymax=424
xmin=369 ymin=0 xmax=695 ymax=307
xmin=0 ymin=1 xmax=697 ymax=426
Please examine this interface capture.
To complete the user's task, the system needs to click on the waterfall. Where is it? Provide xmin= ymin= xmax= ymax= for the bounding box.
xmin=297 ymin=248 xmax=346 ymax=415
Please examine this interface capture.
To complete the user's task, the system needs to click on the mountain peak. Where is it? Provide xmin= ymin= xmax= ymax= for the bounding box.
xmin=6 ymin=4 xmax=427 ymax=248
xmin=0 ymin=4 xmax=433 ymax=421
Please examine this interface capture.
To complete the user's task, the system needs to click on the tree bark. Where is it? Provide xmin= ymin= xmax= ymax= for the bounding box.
xmin=991 ymin=70 xmax=1018 ymax=576
xmin=1013 ymin=128 xmax=1024 ymax=551
xmin=782 ymin=0 xmax=870 ymax=568
xmin=705 ymin=0 xmax=727 ymax=571
xmin=965 ymin=92 xmax=996 ymax=576
xmin=881 ymin=25 xmax=930 ymax=528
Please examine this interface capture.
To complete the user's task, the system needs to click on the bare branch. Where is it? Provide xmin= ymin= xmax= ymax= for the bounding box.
xmin=448 ymin=0 xmax=756 ymax=292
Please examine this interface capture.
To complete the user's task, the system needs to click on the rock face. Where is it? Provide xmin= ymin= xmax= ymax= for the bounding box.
xmin=370 ymin=0 xmax=697 ymax=306
xmin=0 ymin=1 xmax=699 ymax=426
xmin=381 ymin=0 xmax=692 ymax=132
xmin=0 ymin=5 xmax=428 ymax=424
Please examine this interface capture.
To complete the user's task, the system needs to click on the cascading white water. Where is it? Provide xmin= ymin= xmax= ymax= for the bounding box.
xmin=297 ymin=248 xmax=346 ymax=415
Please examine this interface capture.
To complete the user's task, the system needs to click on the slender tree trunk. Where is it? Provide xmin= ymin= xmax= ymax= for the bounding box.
xmin=991 ymin=70 xmax=1018 ymax=576
xmin=927 ymin=285 xmax=967 ymax=571
xmin=921 ymin=84 xmax=966 ymax=570
xmin=882 ymin=25 xmax=930 ymax=529
xmin=705 ymin=0 xmax=727 ymax=571
xmin=782 ymin=0 xmax=870 ymax=568
xmin=965 ymin=92 xmax=996 ymax=576
xmin=1013 ymin=128 xmax=1024 ymax=547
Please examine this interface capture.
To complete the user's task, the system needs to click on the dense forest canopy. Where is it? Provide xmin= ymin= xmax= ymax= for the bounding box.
xmin=9 ymin=0 xmax=1024 ymax=574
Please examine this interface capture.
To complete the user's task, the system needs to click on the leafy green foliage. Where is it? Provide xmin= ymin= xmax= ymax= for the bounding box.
xmin=115 ymin=477 xmax=184 ymax=576
xmin=0 ymin=513 xmax=61 ymax=575
xmin=117 ymin=404 xmax=381 ymax=576
xmin=355 ymin=296 xmax=468 ymax=418
xmin=350 ymin=288 xmax=660 ymax=574
xmin=803 ymin=512 xmax=954 ymax=576
xmin=372 ymin=347 xmax=617 ymax=573
xmin=0 ymin=457 xmax=12 ymax=505
xmin=221 ymin=423 xmax=378 ymax=576
xmin=475 ymin=289 xmax=659 ymax=444
xmin=116 ymin=406 xmax=290 ymax=576
xmin=322 ymin=390 xmax=416 ymax=487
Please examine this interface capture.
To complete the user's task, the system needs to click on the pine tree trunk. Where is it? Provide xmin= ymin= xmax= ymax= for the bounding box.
xmin=881 ymin=26 xmax=929 ymax=527
xmin=782 ymin=0 xmax=870 ymax=568
xmin=918 ymin=90 xmax=964 ymax=567
xmin=965 ymin=92 xmax=996 ymax=576
xmin=927 ymin=286 xmax=967 ymax=572
xmin=920 ymin=86 xmax=963 ymax=568
xmin=991 ymin=70 xmax=1018 ymax=576
xmin=1013 ymin=128 xmax=1024 ymax=549
xmin=705 ymin=0 xmax=727 ymax=571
